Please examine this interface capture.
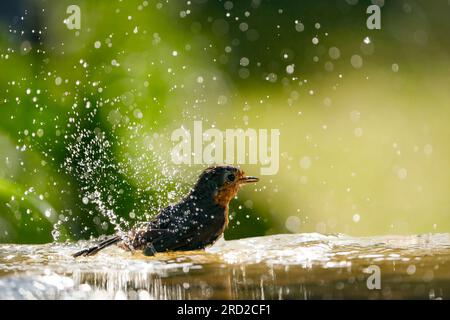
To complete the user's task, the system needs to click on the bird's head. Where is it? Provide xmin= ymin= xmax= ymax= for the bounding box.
xmin=192 ymin=165 xmax=259 ymax=207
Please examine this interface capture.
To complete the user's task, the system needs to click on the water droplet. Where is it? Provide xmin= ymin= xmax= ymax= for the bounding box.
xmin=328 ymin=47 xmax=340 ymax=60
xmin=294 ymin=22 xmax=304 ymax=32
xmin=397 ymin=168 xmax=408 ymax=180
xmin=239 ymin=22 xmax=248 ymax=32
xmin=350 ymin=55 xmax=363 ymax=69
xmin=407 ymin=265 xmax=416 ymax=275
xmin=239 ymin=57 xmax=249 ymax=67
xmin=285 ymin=216 xmax=301 ymax=232
xmin=299 ymin=156 xmax=312 ymax=170
xmin=286 ymin=64 xmax=294 ymax=74
xmin=44 ymin=209 xmax=52 ymax=218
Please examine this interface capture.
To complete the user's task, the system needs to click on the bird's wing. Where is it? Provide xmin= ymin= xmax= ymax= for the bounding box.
xmin=139 ymin=202 xmax=209 ymax=251
xmin=153 ymin=201 xmax=227 ymax=251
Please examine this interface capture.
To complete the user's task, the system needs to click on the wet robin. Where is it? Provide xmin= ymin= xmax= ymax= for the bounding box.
xmin=73 ymin=165 xmax=259 ymax=257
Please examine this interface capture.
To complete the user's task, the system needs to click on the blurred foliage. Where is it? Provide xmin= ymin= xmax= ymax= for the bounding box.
xmin=0 ymin=0 xmax=449 ymax=243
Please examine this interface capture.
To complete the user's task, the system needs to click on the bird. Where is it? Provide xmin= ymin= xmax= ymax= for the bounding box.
xmin=73 ymin=165 xmax=259 ymax=257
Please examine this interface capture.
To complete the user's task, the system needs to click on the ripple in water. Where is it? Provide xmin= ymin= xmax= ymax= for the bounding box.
xmin=1 ymin=233 xmax=450 ymax=299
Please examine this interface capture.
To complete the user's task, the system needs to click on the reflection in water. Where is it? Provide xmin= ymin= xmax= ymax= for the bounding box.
xmin=1 ymin=233 xmax=450 ymax=299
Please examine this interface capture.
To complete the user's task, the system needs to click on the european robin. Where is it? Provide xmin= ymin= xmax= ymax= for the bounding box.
xmin=73 ymin=165 xmax=259 ymax=257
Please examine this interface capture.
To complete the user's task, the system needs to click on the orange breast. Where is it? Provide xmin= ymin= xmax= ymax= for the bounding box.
xmin=214 ymin=184 xmax=239 ymax=236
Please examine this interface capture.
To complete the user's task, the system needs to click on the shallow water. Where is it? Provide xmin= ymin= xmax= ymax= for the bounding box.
xmin=1 ymin=233 xmax=450 ymax=299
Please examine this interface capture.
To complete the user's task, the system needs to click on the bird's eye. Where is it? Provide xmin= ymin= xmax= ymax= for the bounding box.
xmin=227 ymin=173 xmax=236 ymax=182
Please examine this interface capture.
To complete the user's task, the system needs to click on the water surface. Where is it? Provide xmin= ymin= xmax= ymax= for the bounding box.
xmin=1 ymin=233 xmax=449 ymax=299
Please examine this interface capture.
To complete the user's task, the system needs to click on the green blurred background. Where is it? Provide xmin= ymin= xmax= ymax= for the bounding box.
xmin=0 ymin=0 xmax=449 ymax=243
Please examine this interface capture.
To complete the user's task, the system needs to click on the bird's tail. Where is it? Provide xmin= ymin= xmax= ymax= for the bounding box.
xmin=73 ymin=235 xmax=122 ymax=258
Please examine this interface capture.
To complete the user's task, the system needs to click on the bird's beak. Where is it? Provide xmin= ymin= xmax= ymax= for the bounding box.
xmin=239 ymin=176 xmax=259 ymax=184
